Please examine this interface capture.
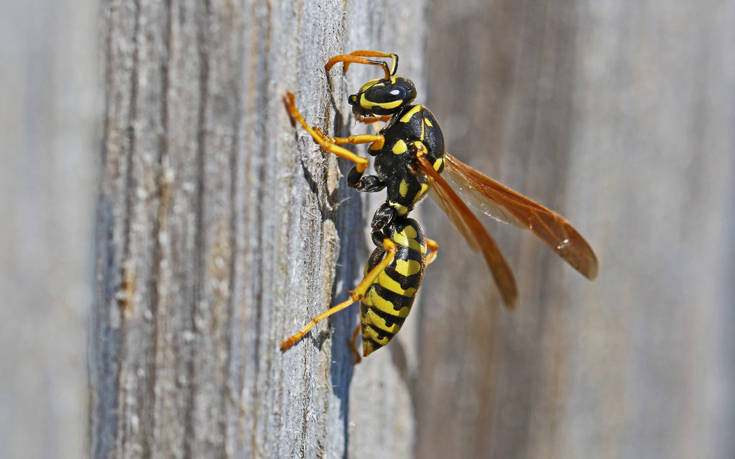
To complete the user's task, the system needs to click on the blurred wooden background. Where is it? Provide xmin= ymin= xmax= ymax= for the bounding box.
xmin=0 ymin=0 xmax=95 ymax=457
xmin=417 ymin=1 xmax=735 ymax=458
xmin=1 ymin=0 xmax=733 ymax=458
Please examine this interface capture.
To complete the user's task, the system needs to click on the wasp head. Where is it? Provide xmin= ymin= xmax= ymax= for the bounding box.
xmin=348 ymin=77 xmax=417 ymax=118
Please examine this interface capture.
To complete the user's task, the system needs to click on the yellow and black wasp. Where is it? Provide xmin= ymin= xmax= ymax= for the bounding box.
xmin=280 ymin=50 xmax=598 ymax=361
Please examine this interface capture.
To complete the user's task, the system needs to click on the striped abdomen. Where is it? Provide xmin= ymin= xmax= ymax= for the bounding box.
xmin=360 ymin=218 xmax=426 ymax=356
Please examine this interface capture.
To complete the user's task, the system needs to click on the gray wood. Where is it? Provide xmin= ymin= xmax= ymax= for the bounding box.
xmin=90 ymin=1 xmax=425 ymax=458
xmin=416 ymin=1 xmax=735 ymax=458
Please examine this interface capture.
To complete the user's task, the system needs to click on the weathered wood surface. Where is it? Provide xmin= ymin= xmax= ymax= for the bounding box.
xmin=90 ymin=1 xmax=425 ymax=458
xmin=417 ymin=1 xmax=735 ymax=459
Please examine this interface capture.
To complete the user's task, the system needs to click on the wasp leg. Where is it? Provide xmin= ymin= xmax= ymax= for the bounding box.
xmin=326 ymin=133 xmax=385 ymax=149
xmin=425 ymin=238 xmax=439 ymax=266
xmin=348 ymin=325 xmax=362 ymax=364
xmin=316 ymin=130 xmax=385 ymax=157
xmin=347 ymin=169 xmax=386 ymax=192
xmin=280 ymin=239 xmax=398 ymax=352
xmin=283 ymin=92 xmax=370 ymax=173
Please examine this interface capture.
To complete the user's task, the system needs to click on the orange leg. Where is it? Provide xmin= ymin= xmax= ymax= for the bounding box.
xmin=280 ymin=239 xmax=398 ymax=352
xmin=425 ymin=238 xmax=439 ymax=266
xmin=283 ymin=92 xmax=372 ymax=173
xmin=348 ymin=325 xmax=362 ymax=364
xmin=312 ymin=130 xmax=385 ymax=150
xmin=325 ymin=50 xmax=398 ymax=78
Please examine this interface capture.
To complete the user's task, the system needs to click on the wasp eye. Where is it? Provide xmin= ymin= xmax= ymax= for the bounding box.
xmin=367 ymin=84 xmax=406 ymax=103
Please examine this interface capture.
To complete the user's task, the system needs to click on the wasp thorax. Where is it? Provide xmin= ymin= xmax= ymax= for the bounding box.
xmin=348 ymin=77 xmax=417 ymax=117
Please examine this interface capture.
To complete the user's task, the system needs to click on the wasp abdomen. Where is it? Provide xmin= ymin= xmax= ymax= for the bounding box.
xmin=360 ymin=218 xmax=426 ymax=356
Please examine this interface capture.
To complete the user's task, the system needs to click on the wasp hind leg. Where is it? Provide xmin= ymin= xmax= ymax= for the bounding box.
xmin=280 ymin=238 xmax=398 ymax=353
xmin=349 ymin=325 xmax=362 ymax=364
xmin=425 ymin=238 xmax=439 ymax=266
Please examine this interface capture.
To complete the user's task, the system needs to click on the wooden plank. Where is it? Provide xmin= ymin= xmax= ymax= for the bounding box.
xmin=90 ymin=1 xmax=425 ymax=458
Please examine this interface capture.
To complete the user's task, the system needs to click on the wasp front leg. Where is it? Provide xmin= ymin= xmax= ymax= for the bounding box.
xmin=283 ymin=92 xmax=385 ymax=175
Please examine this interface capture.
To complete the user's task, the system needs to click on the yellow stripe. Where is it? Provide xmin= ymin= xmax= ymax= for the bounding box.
xmin=388 ymin=201 xmax=409 ymax=216
xmin=399 ymin=180 xmax=408 ymax=197
xmin=392 ymin=139 xmax=407 ymax=155
xmin=358 ymin=79 xmax=380 ymax=93
xmin=363 ymin=325 xmax=390 ymax=345
xmin=420 ymin=118 xmax=425 ymax=140
xmin=362 ymin=340 xmax=376 ymax=355
xmin=368 ymin=289 xmax=411 ymax=318
xmin=378 ymin=271 xmax=417 ymax=296
xmin=401 ymin=225 xmax=418 ymax=239
xmin=433 ymin=158 xmax=444 ymax=171
xmin=391 ymin=226 xmax=424 ymax=252
xmin=395 ymin=259 xmax=422 ymax=276
xmin=374 ymin=99 xmax=403 ymax=109
xmin=366 ymin=309 xmax=402 ymax=333
xmin=361 ymin=93 xmax=403 ymax=110
xmin=425 ymin=118 xmax=433 ymax=127
xmin=400 ymin=104 xmax=423 ymax=123
xmin=413 ymin=183 xmax=429 ymax=204
xmin=359 ymin=93 xmax=371 ymax=109
xmin=362 ymin=288 xmax=374 ymax=305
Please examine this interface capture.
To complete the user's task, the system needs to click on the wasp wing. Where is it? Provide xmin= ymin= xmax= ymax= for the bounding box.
xmin=417 ymin=154 xmax=518 ymax=309
xmin=444 ymin=153 xmax=599 ymax=280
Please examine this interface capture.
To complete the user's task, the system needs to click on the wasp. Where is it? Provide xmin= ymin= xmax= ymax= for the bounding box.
xmin=280 ymin=50 xmax=598 ymax=361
